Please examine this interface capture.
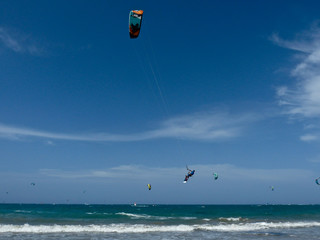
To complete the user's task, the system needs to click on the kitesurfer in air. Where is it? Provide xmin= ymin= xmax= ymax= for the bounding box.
xmin=184 ymin=165 xmax=195 ymax=183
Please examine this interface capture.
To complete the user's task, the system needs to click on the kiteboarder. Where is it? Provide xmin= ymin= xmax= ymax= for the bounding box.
xmin=183 ymin=166 xmax=195 ymax=183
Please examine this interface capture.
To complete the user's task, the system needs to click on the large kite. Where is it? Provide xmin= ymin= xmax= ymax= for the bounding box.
xmin=129 ymin=10 xmax=144 ymax=38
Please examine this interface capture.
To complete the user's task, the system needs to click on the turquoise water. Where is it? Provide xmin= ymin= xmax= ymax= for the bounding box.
xmin=0 ymin=204 xmax=320 ymax=239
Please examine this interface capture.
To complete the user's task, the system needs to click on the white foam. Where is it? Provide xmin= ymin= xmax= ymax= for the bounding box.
xmin=179 ymin=217 xmax=197 ymax=220
xmin=0 ymin=224 xmax=191 ymax=233
xmin=116 ymin=212 xmax=152 ymax=219
xmin=115 ymin=212 xmax=174 ymax=220
xmin=0 ymin=221 xmax=319 ymax=233
xmin=14 ymin=210 xmax=32 ymax=213
xmin=85 ymin=212 xmax=111 ymax=215
xmin=198 ymin=221 xmax=320 ymax=232
xmin=219 ymin=217 xmax=247 ymax=222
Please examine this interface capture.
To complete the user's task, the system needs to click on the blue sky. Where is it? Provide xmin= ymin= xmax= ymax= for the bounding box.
xmin=1 ymin=0 xmax=320 ymax=204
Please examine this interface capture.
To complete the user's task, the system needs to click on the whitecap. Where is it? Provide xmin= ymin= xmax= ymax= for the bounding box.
xmin=0 ymin=221 xmax=319 ymax=233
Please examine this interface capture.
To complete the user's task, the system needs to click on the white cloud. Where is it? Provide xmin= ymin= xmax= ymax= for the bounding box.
xmin=270 ymin=33 xmax=316 ymax=53
xmin=272 ymin=24 xmax=320 ymax=142
xmin=0 ymin=27 xmax=44 ymax=55
xmin=0 ymin=111 xmax=259 ymax=142
xmin=300 ymin=134 xmax=318 ymax=142
xmin=273 ymin=25 xmax=320 ymax=118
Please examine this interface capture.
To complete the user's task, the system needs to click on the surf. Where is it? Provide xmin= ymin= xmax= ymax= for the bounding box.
xmin=1 ymin=221 xmax=320 ymax=233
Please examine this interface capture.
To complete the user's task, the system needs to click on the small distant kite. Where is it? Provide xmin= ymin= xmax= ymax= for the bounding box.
xmin=147 ymin=184 xmax=151 ymax=190
xmin=315 ymin=177 xmax=320 ymax=185
xmin=213 ymin=172 xmax=218 ymax=180
xmin=30 ymin=183 xmax=36 ymax=186
xmin=270 ymin=186 xmax=274 ymax=191
xmin=129 ymin=10 xmax=144 ymax=38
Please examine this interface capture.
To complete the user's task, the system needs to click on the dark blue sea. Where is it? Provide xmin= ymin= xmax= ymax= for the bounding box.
xmin=0 ymin=204 xmax=320 ymax=239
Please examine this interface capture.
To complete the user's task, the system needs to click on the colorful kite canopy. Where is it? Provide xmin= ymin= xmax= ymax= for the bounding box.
xmin=147 ymin=184 xmax=151 ymax=190
xmin=213 ymin=172 xmax=218 ymax=180
xmin=129 ymin=10 xmax=143 ymax=38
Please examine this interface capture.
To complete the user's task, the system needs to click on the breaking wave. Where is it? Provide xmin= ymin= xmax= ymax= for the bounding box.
xmin=115 ymin=212 xmax=196 ymax=220
xmin=0 ymin=221 xmax=319 ymax=233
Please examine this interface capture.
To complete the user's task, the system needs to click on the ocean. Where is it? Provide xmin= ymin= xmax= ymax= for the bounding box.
xmin=0 ymin=204 xmax=320 ymax=239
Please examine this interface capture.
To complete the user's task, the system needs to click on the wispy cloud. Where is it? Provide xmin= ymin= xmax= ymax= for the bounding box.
xmin=0 ymin=111 xmax=259 ymax=142
xmin=272 ymin=24 xmax=320 ymax=118
xmin=300 ymin=134 xmax=318 ymax=142
xmin=0 ymin=27 xmax=44 ymax=55
xmin=272 ymin=23 xmax=320 ymax=141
